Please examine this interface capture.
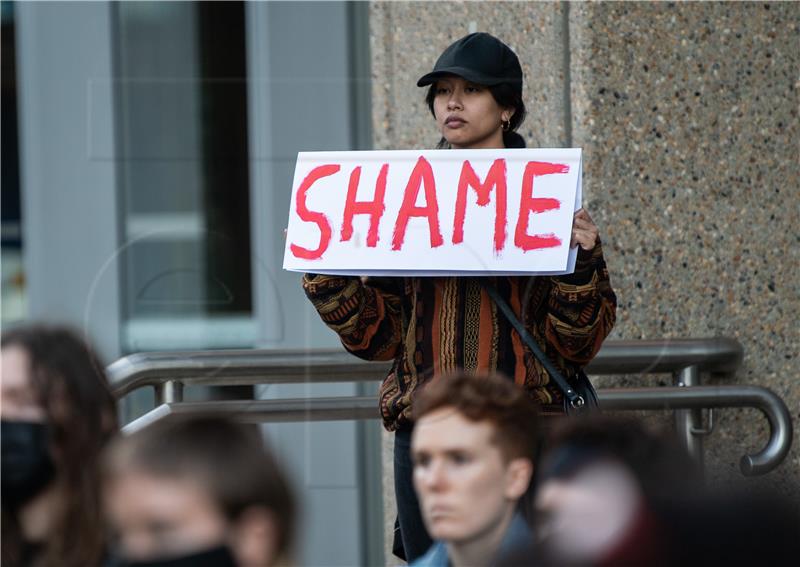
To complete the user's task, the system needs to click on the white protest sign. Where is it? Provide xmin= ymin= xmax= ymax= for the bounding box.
xmin=283 ymin=148 xmax=582 ymax=276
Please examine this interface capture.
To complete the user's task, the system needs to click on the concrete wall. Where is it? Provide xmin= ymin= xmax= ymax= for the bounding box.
xmin=370 ymin=1 xmax=799 ymax=558
xmin=567 ymin=1 xmax=798 ymax=488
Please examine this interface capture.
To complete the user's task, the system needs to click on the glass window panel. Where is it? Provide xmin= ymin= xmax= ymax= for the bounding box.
xmin=113 ymin=0 xmax=252 ymax=351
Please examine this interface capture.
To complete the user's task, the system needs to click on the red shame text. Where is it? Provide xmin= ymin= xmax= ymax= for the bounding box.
xmin=289 ymin=158 xmax=570 ymax=259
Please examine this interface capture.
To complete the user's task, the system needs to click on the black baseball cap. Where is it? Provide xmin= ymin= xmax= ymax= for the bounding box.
xmin=417 ymin=32 xmax=523 ymax=96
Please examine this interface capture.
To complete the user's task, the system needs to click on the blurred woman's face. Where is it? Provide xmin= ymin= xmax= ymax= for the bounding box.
xmin=433 ymin=76 xmax=511 ymax=149
xmin=1 ymin=345 xmax=57 ymax=511
xmin=105 ymin=471 xmax=229 ymax=562
xmin=1 ymin=345 xmax=46 ymax=422
xmin=105 ymin=470 xmax=279 ymax=567
xmin=535 ymin=460 xmax=642 ymax=563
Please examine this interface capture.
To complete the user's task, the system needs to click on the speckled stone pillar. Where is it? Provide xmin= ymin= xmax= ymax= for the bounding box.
xmin=370 ymin=1 xmax=799 ymax=563
xmin=568 ymin=1 xmax=799 ymax=490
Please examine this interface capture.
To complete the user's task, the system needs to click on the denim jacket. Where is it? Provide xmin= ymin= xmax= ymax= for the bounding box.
xmin=410 ymin=513 xmax=533 ymax=567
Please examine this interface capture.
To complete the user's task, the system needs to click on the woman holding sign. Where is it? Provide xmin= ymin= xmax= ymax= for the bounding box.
xmin=302 ymin=32 xmax=616 ymax=561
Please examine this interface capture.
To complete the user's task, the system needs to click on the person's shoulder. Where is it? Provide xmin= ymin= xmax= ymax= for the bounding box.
xmin=409 ymin=541 xmax=449 ymax=567
xmin=495 ymin=513 xmax=536 ymax=564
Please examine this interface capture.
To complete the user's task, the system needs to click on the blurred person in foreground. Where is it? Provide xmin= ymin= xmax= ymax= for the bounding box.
xmin=1 ymin=325 xmax=119 ymax=567
xmin=525 ymin=416 xmax=702 ymax=566
xmin=102 ymin=415 xmax=295 ymax=567
xmin=409 ymin=372 xmax=540 ymax=567
xmin=505 ymin=415 xmax=800 ymax=566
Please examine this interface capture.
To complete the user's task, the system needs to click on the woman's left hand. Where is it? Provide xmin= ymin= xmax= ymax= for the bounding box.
xmin=571 ymin=208 xmax=600 ymax=251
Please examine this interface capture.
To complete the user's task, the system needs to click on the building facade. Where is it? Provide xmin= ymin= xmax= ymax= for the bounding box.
xmin=5 ymin=1 xmax=798 ymax=564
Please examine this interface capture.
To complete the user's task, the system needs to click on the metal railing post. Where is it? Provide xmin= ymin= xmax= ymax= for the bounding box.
xmin=154 ymin=380 xmax=184 ymax=405
xmin=674 ymin=365 xmax=703 ymax=465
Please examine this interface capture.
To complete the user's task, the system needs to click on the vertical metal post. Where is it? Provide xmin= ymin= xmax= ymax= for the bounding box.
xmin=154 ymin=380 xmax=184 ymax=405
xmin=673 ymin=365 xmax=704 ymax=467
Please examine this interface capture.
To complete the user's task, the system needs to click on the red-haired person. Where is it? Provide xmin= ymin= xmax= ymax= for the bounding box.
xmin=409 ymin=372 xmax=540 ymax=566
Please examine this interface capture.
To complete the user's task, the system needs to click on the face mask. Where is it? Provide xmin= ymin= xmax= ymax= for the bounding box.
xmin=114 ymin=545 xmax=239 ymax=567
xmin=1 ymin=420 xmax=56 ymax=508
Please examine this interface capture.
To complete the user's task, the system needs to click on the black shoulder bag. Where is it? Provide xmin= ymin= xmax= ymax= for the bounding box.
xmin=479 ymin=280 xmax=598 ymax=416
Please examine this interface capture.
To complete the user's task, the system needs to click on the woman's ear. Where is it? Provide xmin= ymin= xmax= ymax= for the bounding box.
xmin=230 ymin=506 xmax=280 ymax=567
xmin=504 ymin=458 xmax=534 ymax=501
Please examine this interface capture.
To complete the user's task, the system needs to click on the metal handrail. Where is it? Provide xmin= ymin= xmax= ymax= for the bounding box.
xmin=601 ymin=386 xmax=792 ymax=476
xmin=108 ymin=337 xmax=794 ymax=476
xmin=107 ymin=338 xmax=744 ymax=398
xmin=120 ymin=385 xmax=791 ymax=476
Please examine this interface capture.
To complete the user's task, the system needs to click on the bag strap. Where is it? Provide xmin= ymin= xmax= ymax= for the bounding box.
xmin=479 ymin=279 xmax=585 ymax=410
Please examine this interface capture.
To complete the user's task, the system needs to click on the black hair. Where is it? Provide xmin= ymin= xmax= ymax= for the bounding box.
xmin=535 ymin=416 xmax=702 ymax=504
xmin=425 ymin=81 xmax=527 ymax=149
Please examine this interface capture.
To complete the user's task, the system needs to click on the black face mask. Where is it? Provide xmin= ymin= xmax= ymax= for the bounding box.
xmin=1 ymin=420 xmax=56 ymax=508
xmin=113 ymin=545 xmax=239 ymax=567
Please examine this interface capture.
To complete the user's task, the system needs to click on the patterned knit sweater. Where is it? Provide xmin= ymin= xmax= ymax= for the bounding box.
xmin=302 ymin=243 xmax=617 ymax=430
